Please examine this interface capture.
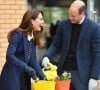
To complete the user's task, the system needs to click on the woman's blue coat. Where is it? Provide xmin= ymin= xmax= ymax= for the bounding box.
xmin=46 ymin=17 xmax=100 ymax=85
xmin=0 ymin=30 xmax=44 ymax=90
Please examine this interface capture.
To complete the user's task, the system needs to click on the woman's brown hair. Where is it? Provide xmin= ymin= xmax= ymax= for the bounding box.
xmin=7 ymin=9 xmax=44 ymax=48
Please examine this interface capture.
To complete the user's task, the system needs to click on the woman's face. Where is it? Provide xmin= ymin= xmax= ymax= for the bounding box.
xmin=31 ymin=13 xmax=44 ymax=31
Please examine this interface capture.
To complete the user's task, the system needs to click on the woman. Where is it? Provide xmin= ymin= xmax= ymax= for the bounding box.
xmin=0 ymin=9 xmax=45 ymax=90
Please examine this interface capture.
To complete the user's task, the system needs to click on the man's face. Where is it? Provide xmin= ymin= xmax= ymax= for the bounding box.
xmin=69 ymin=8 xmax=84 ymax=24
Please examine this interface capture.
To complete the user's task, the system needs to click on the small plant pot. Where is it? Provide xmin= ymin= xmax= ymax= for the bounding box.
xmin=55 ymin=80 xmax=71 ymax=90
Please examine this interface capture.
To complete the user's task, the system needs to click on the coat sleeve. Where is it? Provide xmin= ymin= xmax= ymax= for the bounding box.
xmin=45 ymin=22 xmax=63 ymax=59
xmin=91 ymin=25 xmax=100 ymax=79
xmin=29 ymin=56 xmax=45 ymax=79
xmin=6 ymin=30 xmax=36 ymax=77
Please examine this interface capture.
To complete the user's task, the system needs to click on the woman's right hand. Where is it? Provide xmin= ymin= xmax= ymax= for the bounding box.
xmin=25 ymin=66 xmax=37 ymax=79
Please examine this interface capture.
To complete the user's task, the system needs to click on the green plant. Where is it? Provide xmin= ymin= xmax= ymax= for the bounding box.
xmin=55 ymin=72 xmax=70 ymax=81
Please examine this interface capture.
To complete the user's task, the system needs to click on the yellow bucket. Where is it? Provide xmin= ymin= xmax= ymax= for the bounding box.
xmin=32 ymin=80 xmax=55 ymax=90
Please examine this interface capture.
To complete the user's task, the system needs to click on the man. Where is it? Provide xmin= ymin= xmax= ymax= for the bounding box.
xmin=42 ymin=0 xmax=100 ymax=90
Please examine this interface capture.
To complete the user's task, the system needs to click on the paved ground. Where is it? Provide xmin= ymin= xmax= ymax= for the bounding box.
xmin=36 ymin=47 xmax=47 ymax=62
xmin=37 ymin=47 xmax=60 ymax=66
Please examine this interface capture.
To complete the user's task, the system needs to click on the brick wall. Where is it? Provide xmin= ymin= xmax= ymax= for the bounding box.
xmin=0 ymin=0 xmax=26 ymax=73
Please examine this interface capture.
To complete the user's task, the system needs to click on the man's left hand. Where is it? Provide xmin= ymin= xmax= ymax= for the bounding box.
xmin=88 ymin=78 xmax=97 ymax=90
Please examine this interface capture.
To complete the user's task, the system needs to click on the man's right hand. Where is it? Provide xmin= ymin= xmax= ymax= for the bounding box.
xmin=42 ymin=57 xmax=50 ymax=69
